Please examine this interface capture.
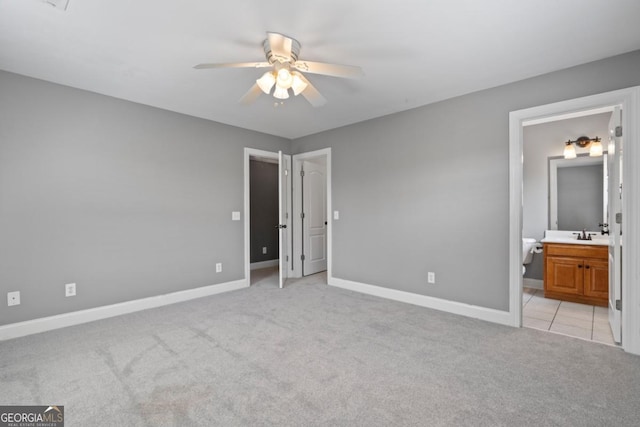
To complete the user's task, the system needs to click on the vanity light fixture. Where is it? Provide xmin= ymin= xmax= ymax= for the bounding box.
xmin=562 ymin=136 xmax=602 ymax=159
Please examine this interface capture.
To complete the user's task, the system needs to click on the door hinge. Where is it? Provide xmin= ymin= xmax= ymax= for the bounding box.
xmin=300 ymin=170 xmax=305 ymax=177
xmin=284 ymin=169 xmax=288 ymax=176
xmin=616 ymin=212 xmax=622 ymax=224
xmin=616 ymin=299 xmax=622 ymax=311
xmin=615 ymin=126 xmax=623 ymax=137
xmin=285 ymin=212 xmax=288 ymax=219
xmin=286 ymin=255 xmax=289 ymax=262
xmin=300 ymin=212 xmax=305 ymax=219
xmin=301 ymin=254 xmax=305 ymax=261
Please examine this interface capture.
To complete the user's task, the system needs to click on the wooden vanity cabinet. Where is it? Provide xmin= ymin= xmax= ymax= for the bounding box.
xmin=543 ymin=243 xmax=608 ymax=306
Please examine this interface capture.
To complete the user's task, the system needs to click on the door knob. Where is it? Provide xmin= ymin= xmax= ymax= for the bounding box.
xmin=276 ymin=224 xmax=287 ymax=229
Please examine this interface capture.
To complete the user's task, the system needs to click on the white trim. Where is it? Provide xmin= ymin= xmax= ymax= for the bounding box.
xmin=250 ymin=259 xmax=279 ymax=270
xmin=329 ymin=277 xmax=513 ymax=326
xmin=0 ymin=279 xmax=247 ymax=341
xmin=509 ymin=86 xmax=640 ymax=355
xmin=291 ymin=148 xmax=332 ymax=280
xmin=523 ymin=106 xmax=615 ymax=126
xmin=523 ymin=278 xmax=543 ymax=290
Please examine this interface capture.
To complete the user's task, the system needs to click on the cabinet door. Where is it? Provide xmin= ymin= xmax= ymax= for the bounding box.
xmin=584 ymin=259 xmax=609 ymax=299
xmin=545 ymin=256 xmax=583 ymax=295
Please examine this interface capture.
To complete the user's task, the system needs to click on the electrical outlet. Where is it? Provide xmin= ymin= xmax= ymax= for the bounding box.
xmin=216 ymin=263 xmax=222 ymax=273
xmin=7 ymin=291 xmax=20 ymax=306
xmin=427 ymin=272 xmax=436 ymax=284
xmin=65 ymin=283 xmax=76 ymax=297
xmin=262 ymin=247 xmax=267 ymax=254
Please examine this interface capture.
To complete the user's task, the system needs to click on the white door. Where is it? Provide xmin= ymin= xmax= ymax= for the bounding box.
xmin=607 ymin=106 xmax=622 ymax=343
xmin=278 ymin=151 xmax=291 ymax=288
xmin=302 ymin=159 xmax=327 ymax=276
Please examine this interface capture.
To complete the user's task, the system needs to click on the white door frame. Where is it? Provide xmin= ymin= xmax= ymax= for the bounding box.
xmin=243 ymin=147 xmax=293 ymax=284
xmin=508 ymin=86 xmax=640 ymax=355
xmin=291 ymin=148 xmax=332 ymax=280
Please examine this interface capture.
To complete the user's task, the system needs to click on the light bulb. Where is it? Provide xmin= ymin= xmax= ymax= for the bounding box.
xmin=276 ymin=68 xmax=293 ymax=89
xmin=256 ymin=72 xmax=276 ymax=94
xmin=564 ymin=142 xmax=576 ymax=159
xmin=291 ymin=72 xmax=308 ymax=96
xmin=589 ymin=139 xmax=603 ymax=157
xmin=273 ymin=84 xmax=289 ymax=100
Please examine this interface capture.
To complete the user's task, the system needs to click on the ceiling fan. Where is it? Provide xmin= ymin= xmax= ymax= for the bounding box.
xmin=194 ymin=32 xmax=363 ymax=107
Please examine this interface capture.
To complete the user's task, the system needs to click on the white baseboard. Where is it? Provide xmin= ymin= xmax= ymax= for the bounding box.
xmin=250 ymin=259 xmax=279 ymax=270
xmin=523 ymin=278 xmax=543 ymax=290
xmin=328 ymin=277 xmax=512 ymax=326
xmin=0 ymin=278 xmax=248 ymax=341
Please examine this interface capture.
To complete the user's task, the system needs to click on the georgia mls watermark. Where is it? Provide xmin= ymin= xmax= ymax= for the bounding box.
xmin=0 ymin=406 xmax=64 ymax=427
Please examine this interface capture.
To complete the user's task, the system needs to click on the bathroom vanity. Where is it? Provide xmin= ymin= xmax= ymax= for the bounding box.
xmin=542 ymin=238 xmax=608 ymax=307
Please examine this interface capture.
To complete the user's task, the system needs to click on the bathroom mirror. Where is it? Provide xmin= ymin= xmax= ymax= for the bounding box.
xmin=548 ymin=153 xmax=607 ymax=230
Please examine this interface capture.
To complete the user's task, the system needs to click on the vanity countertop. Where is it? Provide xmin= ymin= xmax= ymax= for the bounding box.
xmin=541 ymin=230 xmax=609 ymax=246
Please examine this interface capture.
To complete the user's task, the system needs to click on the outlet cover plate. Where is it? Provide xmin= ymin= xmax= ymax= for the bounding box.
xmin=7 ymin=291 xmax=20 ymax=306
xmin=65 ymin=283 xmax=76 ymax=297
xmin=427 ymin=272 xmax=436 ymax=284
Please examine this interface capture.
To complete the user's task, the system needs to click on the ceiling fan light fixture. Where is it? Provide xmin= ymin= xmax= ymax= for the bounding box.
xmin=273 ymin=85 xmax=289 ymax=100
xmin=276 ymin=68 xmax=293 ymax=89
xmin=291 ymin=72 xmax=308 ymax=96
xmin=256 ymin=71 xmax=276 ymax=94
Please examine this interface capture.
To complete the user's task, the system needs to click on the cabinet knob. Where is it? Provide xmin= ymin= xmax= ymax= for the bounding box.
xmin=585 ymin=265 xmax=590 ymax=269
xmin=577 ymin=265 xmax=583 ymax=269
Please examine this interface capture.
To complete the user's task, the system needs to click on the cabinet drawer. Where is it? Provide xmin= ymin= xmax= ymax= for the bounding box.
xmin=544 ymin=243 xmax=607 ymax=259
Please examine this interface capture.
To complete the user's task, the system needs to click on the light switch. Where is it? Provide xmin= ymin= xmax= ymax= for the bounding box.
xmin=232 ymin=211 xmax=241 ymax=221
xmin=333 ymin=211 xmax=339 ymax=220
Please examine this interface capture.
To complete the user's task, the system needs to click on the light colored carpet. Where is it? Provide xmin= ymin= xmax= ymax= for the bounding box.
xmin=1 ymin=267 xmax=639 ymax=426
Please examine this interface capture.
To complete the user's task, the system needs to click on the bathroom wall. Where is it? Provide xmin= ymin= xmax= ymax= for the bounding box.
xmin=523 ymin=113 xmax=610 ymax=280
xmin=250 ymin=160 xmax=279 ymax=263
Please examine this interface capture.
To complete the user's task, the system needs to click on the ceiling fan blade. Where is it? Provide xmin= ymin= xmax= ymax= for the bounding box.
xmin=267 ymin=32 xmax=293 ymax=61
xmin=194 ymin=62 xmax=270 ymax=70
xmin=239 ymin=83 xmax=263 ymax=105
xmin=293 ymin=60 xmax=363 ymax=79
xmin=297 ymin=74 xmax=327 ymax=107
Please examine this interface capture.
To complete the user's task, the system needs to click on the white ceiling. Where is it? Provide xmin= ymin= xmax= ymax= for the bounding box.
xmin=2 ymin=0 xmax=640 ymax=139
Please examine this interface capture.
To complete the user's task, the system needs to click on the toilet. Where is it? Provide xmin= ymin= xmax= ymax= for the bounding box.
xmin=522 ymin=238 xmax=538 ymax=274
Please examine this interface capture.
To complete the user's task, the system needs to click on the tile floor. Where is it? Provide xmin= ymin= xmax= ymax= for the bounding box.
xmin=523 ymin=287 xmax=617 ymax=346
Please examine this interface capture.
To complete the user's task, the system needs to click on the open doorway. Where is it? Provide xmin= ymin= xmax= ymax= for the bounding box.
xmin=508 ymin=86 xmax=640 ymax=356
xmin=248 ymin=157 xmax=280 ymax=285
xmin=521 ymin=107 xmax=618 ymax=345
xmin=243 ymin=148 xmax=292 ymax=289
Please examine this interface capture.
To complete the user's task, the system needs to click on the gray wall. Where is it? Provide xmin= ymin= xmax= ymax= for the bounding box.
xmin=292 ymin=49 xmax=640 ymax=311
xmin=250 ymin=160 xmax=279 ymax=263
xmin=557 ymin=164 xmax=603 ymax=231
xmin=0 ymin=70 xmax=290 ymax=326
xmin=522 ymin=113 xmax=610 ymax=280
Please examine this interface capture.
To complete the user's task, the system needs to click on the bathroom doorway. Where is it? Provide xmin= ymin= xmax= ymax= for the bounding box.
xmin=508 ymin=86 xmax=640 ymax=355
xmin=521 ymin=108 xmax=617 ymax=345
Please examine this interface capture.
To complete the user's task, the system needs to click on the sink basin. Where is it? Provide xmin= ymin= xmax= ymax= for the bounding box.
xmin=541 ymin=230 xmax=609 ymax=246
